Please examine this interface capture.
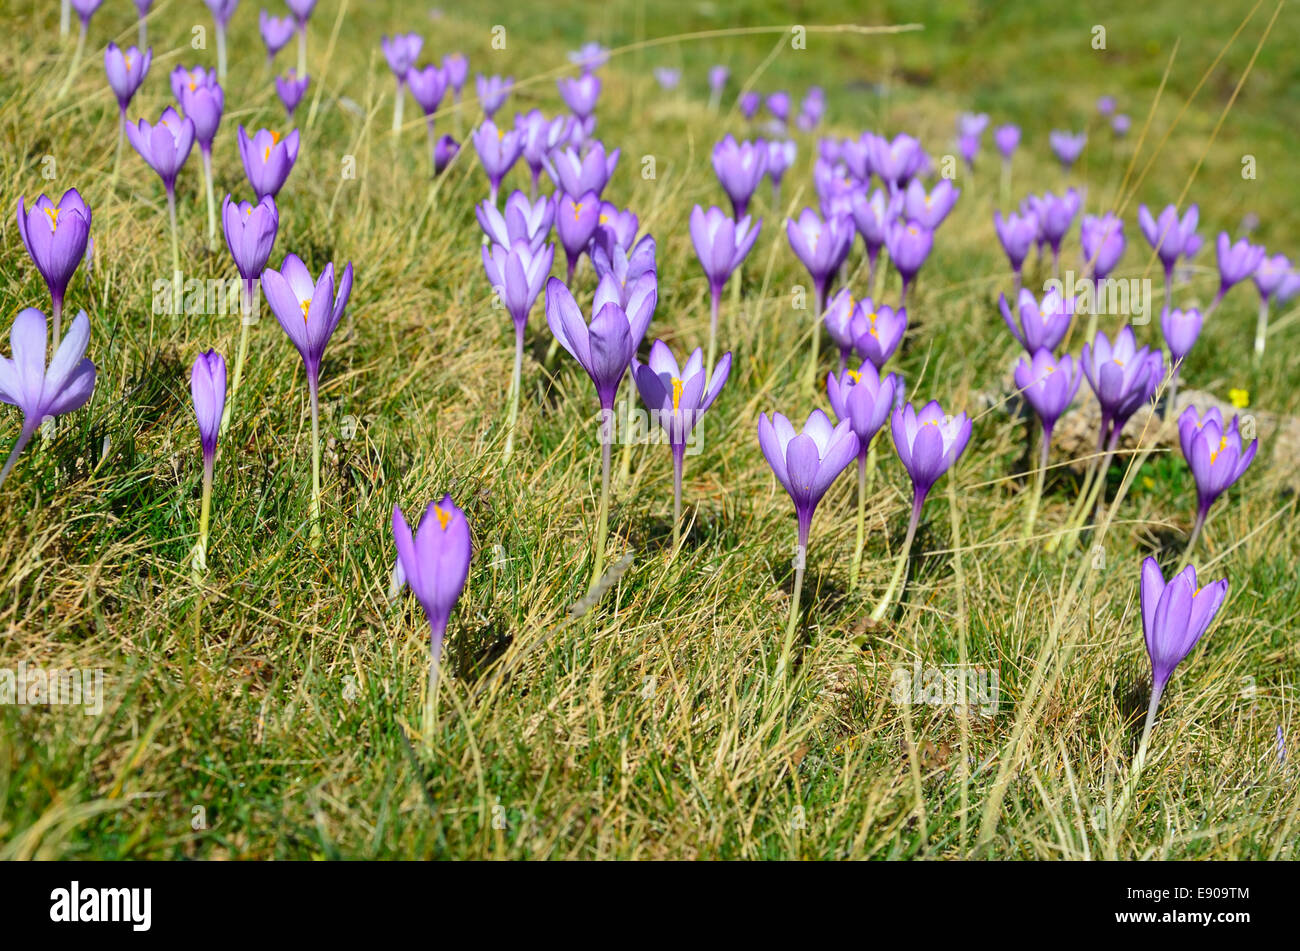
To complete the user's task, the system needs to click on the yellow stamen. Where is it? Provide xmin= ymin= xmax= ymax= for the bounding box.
xmin=671 ymin=378 xmax=683 ymax=412
xmin=572 ymin=202 xmax=583 ymax=220
xmin=299 ymin=299 xmax=311 ymax=324
xmin=1209 ymin=435 xmax=1228 ymax=464
xmin=434 ymin=505 xmax=451 ymax=529
xmin=270 ymin=130 xmax=282 ymax=144
xmin=599 ymin=214 xmax=608 ymax=224
xmin=264 ymin=147 xmax=271 ymax=163
xmin=847 ymin=369 xmax=861 ymax=383
xmin=44 ymin=206 xmax=59 ymax=230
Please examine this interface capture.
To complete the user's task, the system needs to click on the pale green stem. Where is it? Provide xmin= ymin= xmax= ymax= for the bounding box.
xmin=202 ymin=148 xmax=217 ymax=252
xmin=56 ymin=21 xmax=86 ymax=99
xmin=503 ymin=323 xmax=524 ymax=462
xmin=1117 ymin=686 xmax=1163 ymax=820
xmin=297 ymin=26 xmax=307 ymax=78
xmin=167 ymin=187 xmax=180 ymax=311
xmin=60 ymin=0 xmax=70 ymax=38
xmin=1163 ymin=365 xmax=1181 ymax=421
xmin=1022 ymin=426 xmax=1050 ymax=541
xmin=215 ymin=25 xmax=227 ymax=83
xmin=589 ymin=413 xmax=613 ymax=594
xmin=671 ymin=444 xmax=684 ymax=555
xmin=392 ymin=80 xmax=404 ymax=134
xmin=849 ymin=453 xmax=867 ymax=588
xmin=871 ymin=490 xmax=922 ymax=622
xmin=138 ymin=18 xmax=146 ymax=49
xmin=111 ymin=109 xmax=126 ymax=187
xmin=705 ymin=285 xmax=720 ymax=375
xmin=779 ymin=514 xmax=811 ymax=681
xmin=1254 ymin=296 xmax=1270 ymax=365
xmin=308 ymin=375 xmax=322 ymax=549
xmin=804 ymin=282 xmax=826 ymax=393
xmin=221 ymin=279 xmax=256 ymax=435
xmin=193 ymin=459 xmax=213 ymax=584
xmin=0 ymin=427 xmax=36 ymax=490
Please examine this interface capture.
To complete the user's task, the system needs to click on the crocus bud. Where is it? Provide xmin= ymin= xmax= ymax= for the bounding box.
xmin=191 ymin=349 xmax=227 ymax=465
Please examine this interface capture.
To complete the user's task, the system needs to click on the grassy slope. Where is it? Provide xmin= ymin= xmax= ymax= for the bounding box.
xmin=0 ymin=0 xmax=1297 ymax=858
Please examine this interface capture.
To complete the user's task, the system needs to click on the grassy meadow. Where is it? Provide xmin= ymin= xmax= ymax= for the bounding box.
xmin=1 ymin=0 xmax=1298 ymax=859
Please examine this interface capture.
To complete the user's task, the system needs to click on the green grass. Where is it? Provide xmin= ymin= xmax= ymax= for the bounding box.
xmin=1 ymin=0 xmax=1297 ymax=859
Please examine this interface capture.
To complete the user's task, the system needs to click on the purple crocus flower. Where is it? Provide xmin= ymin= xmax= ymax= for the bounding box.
xmin=1161 ymin=307 xmax=1202 ymax=368
xmin=477 ymin=191 xmax=554 ymax=251
xmin=134 ymin=0 xmax=153 ymax=45
xmin=766 ymin=91 xmax=791 ymax=124
xmin=546 ymin=275 xmax=655 ymax=413
xmin=1213 ymin=232 xmax=1265 ymax=308
xmin=1254 ymin=253 xmax=1291 ymax=301
xmin=852 ymin=302 xmax=907 ymax=370
xmin=104 ymin=43 xmax=151 ymax=117
xmin=1081 ymin=326 xmax=1163 ymax=450
xmin=1080 ymin=212 xmax=1126 ymax=283
xmin=0 ymin=308 xmax=96 ymax=489
xmin=482 ymin=239 xmax=555 ymax=338
xmin=237 ymin=126 xmax=299 ymax=200
xmin=1049 ymin=130 xmax=1086 ymax=169
xmin=633 ymin=342 xmax=731 ymax=548
xmin=958 ymin=112 xmax=989 ymax=139
xmin=1140 ymin=558 xmax=1228 ymax=724
xmin=191 ymin=349 xmax=226 ymax=467
xmin=434 ymin=134 xmax=459 ymax=175
xmin=1112 ymin=114 xmax=1131 ymax=137
xmin=787 ymin=208 xmax=855 ymax=312
xmin=261 ymin=253 xmax=353 ymax=387
xmin=260 ymin=10 xmax=296 ymax=63
xmin=1178 ymin=405 xmax=1257 ymax=547
xmin=1097 ymin=95 xmax=1117 ymax=116
xmin=475 ymin=74 xmax=513 ymax=118
xmin=994 ymin=124 xmax=1020 ymax=159
xmin=261 ymin=253 xmax=354 ymax=544
xmin=708 ymin=65 xmax=729 ymax=109
xmin=276 ymin=71 xmax=309 ymax=118
xmin=1138 ymin=204 xmax=1202 ymax=273
xmin=994 ymin=209 xmax=1038 ymax=284
xmin=382 ymin=32 xmax=422 ymax=81
xmin=591 ymin=234 xmax=656 ymax=309
xmin=15 ymin=189 xmax=91 ymax=340
xmin=822 ymin=288 xmax=862 ymax=371
xmin=442 ymin=53 xmax=469 ymax=100
xmin=128 ymin=107 xmax=195 ymax=193
xmin=516 ymin=111 xmax=570 ymax=195
xmin=765 ymin=139 xmax=797 ymax=204
xmin=595 ymin=201 xmax=639 ymax=250
xmin=568 ymin=43 xmax=609 ymax=73
xmin=654 ymin=67 xmax=681 ymax=90
xmin=892 ymin=400 xmax=971 ymax=502
xmin=690 ymin=204 xmax=761 ymax=366
xmin=1028 ymin=189 xmax=1081 ymax=273
xmin=548 ymin=141 xmax=619 ymax=198
xmin=1000 ymin=287 xmax=1073 ymax=355
xmin=176 ymin=70 xmax=223 ymax=153
xmin=738 ymin=91 xmax=761 ymax=120
xmin=408 ymin=64 xmax=447 ymax=117
xmin=712 ymin=135 xmax=768 ymax=220
xmin=868 ymin=133 xmax=925 ymax=191
xmin=850 ymin=188 xmax=899 ymax=284
xmin=758 ymin=409 xmax=859 ymax=570
xmin=828 ymin=359 xmax=900 ymax=462
xmin=392 ymin=496 xmax=472 ymax=687
xmin=903 ymin=179 xmax=959 ymax=231
xmin=221 ymin=194 xmax=279 ymax=284
xmin=957 ymin=133 xmax=979 ymax=169
xmin=1014 ymin=349 xmax=1082 ymax=448
xmin=555 ymin=190 xmax=601 ymax=281
xmin=566 ymin=115 xmax=597 ymax=151
xmin=885 ymin=220 xmax=933 ymax=302
xmin=471 ymin=119 xmax=522 ymax=205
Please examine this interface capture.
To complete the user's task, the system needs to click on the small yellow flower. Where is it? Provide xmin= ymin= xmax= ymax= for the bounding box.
xmin=1228 ymin=388 xmax=1250 ymax=409
xmin=1142 ymin=476 xmax=1155 ymax=490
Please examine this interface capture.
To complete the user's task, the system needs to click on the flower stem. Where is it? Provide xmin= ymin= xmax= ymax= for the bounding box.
xmin=221 ymin=279 xmax=256 ymax=436
xmin=1163 ymin=364 xmax=1181 ymax=421
xmin=503 ymin=322 xmax=524 ymax=462
xmin=56 ymin=21 xmax=85 ymax=99
xmin=392 ymin=79 xmax=404 ymax=134
xmin=138 ymin=18 xmax=146 ymax=49
xmin=871 ymin=488 xmax=923 ymax=622
xmin=1254 ymin=296 xmax=1270 ymax=365
xmin=589 ymin=412 xmax=613 ymax=594
xmin=671 ymin=443 xmax=684 ymax=555
xmin=1022 ymin=426 xmax=1050 ymax=541
xmin=779 ymin=513 xmax=811 ymax=680
xmin=297 ymin=26 xmax=307 ymax=78
xmin=1116 ymin=685 xmax=1164 ymax=820
xmin=215 ymin=25 xmax=227 ymax=82
xmin=167 ymin=187 xmax=180 ymax=312
xmin=1179 ymin=503 xmax=1208 ymax=572
xmin=202 ymin=148 xmax=217 ymax=253
xmin=308 ymin=375 xmax=322 ymax=549
xmin=193 ymin=458 xmax=213 ymax=583
xmin=706 ymin=285 xmax=720 ymax=374
xmin=111 ymin=109 xmax=125 ymax=188
xmin=804 ymin=281 xmax=826 ymax=393
xmin=850 ymin=453 xmax=867 ymax=588
xmin=0 ymin=427 xmax=35 ymax=491
xmin=52 ymin=296 xmax=63 ymax=348
xmin=60 ymin=0 xmax=69 ymax=38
